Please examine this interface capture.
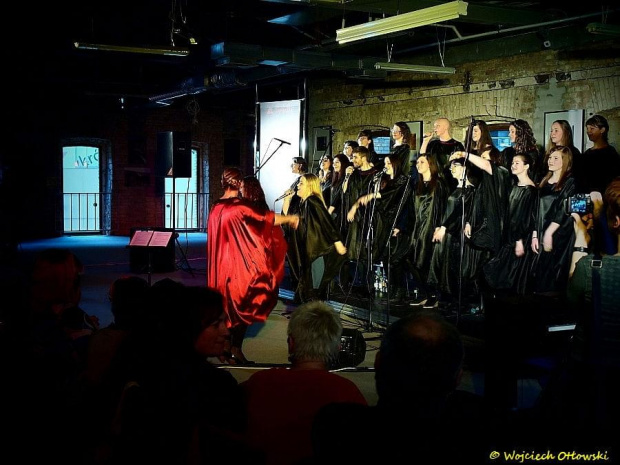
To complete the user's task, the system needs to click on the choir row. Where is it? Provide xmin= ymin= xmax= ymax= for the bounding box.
xmin=285 ymin=115 xmax=620 ymax=309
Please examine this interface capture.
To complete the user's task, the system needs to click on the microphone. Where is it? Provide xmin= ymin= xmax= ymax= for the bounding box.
xmin=343 ymin=166 xmax=354 ymax=183
xmin=274 ymin=138 xmax=291 ymax=145
xmin=374 ymin=167 xmax=387 ymax=178
xmin=275 ymin=186 xmax=297 ymax=202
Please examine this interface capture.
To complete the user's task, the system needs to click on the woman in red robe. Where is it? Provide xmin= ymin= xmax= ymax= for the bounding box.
xmin=207 ymin=168 xmax=298 ymax=364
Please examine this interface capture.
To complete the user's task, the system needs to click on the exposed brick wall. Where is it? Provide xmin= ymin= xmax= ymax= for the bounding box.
xmin=112 ymin=107 xmax=227 ymax=236
xmin=307 ymin=44 xmax=620 ymax=154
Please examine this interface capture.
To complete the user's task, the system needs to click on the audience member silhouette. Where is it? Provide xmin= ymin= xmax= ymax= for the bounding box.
xmin=10 ymin=248 xmax=100 ymax=465
xmin=240 ymin=300 xmax=367 ymax=465
xmin=106 ymin=283 xmax=251 ymax=465
xmin=81 ymin=275 xmax=150 ymax=462
xmin=311 ymin=310 xmax=488 ymax=465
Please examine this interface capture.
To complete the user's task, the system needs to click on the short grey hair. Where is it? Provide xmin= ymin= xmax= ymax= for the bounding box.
xmin=287 ymin=301 xmax=342 ymax=364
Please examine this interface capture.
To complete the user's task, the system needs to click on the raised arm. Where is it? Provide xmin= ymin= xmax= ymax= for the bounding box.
xmin=450 ymin=151 xmax=492 ymax=175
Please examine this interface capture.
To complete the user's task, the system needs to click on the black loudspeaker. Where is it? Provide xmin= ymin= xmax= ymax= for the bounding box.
xmin=129 ymin=227 xmax=176 ymax=273
xmin=314 ymin=127 xmax=332 ymax=156
xmin=336 ymin=328 xmax=367 ymax=368
xmin=156 ymin=131 xmax=192 ymax=178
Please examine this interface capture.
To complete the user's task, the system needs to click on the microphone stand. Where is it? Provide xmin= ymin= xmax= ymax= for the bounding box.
xmin=365 ymin=173 xmax=382 ymax=332
xmin=383 ymin=174 xmax=411 ymax=327
xmin=456 ymin=116 xmax=476 ymax=323
xmin=255 ymin=138 xmax=286 ymax=176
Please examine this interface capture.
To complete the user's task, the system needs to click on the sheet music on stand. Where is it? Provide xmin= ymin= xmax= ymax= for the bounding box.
xmin=128 ymin=230 xmax=174 ymax=284
xmin=129 ymin=230 xmax=173 ymax=247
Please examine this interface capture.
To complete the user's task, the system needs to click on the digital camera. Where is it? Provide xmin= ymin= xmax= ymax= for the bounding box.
xmin=566 ymin=193 xmax=592 ymax=215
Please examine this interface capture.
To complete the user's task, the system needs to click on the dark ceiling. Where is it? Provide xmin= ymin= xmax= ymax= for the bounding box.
xmin=7 ymin=1 xmax=620 ymax=109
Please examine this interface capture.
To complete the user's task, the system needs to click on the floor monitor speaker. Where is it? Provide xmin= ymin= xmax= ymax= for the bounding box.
xmin=336 ymin=328 xmax=367 ymax=368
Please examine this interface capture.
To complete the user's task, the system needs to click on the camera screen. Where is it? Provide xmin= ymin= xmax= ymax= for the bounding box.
xmin=570 ymin=198 xmax=587 ymax=213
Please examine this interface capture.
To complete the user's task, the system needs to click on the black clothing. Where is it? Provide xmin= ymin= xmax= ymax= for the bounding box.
xmin=342 ymin=167 xmax=379 ymax=289
xmin=285 ymin=176 xmax=302 ymax=216
xmin=389 ymin=143 xmax=411 ymax=175
xmin=483 ymin=184 xmax=537 ymax=294
xmin=366 ymin=173 xmax=412 ymax=295
xmin=282 ymin=175 xmax=303 ymax=297
xmin=287 ymin=195 xmax=345 ymax=302
xmin=530 ymin=177 xmax=576 ymax=293
xmin=319 ymin=174 xmax=332 ymax=206
xmin=573 ymin=144 xmax=620 ymax=194
xmin=327 ymin=177 xmax=348 ymax=239
xmin=409 ymin=178 xmax=449 ymax=277
xmin=423 ymin=138 xmax=465 ymax=190
xmin=428 ymin=185 xmax=480 ymax=298
xmin=470 ymin=163 xmax=511 ymax=256
xmin=371 ymin=174 xmax=412 ymax=265
xmin=574 ymin=145 xmax=620 ymax=255
xmin=345 ymin=168 xmax=379 ymax=261
xmin=311 ymin=391 xmax=490 ymax=465
xmin=405 ymin=178 xmax=449 ymax=298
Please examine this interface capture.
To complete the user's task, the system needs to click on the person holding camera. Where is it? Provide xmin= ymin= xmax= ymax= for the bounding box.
xmin=534 ymin=180 xmax=620 ymax=436
xmin=530 ymin=146 xmax=576 ymax=294
xmin=575 ymin=115 xmax=620 ymax=256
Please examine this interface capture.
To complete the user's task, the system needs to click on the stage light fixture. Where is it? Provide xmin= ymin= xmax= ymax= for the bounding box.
xmin=336 ymin=0 xmax=468 ymax=44
xmin=74 ymin=42 xmax=190 ymax=57
xmin=374 ymin=62 xmax=456 ymax=74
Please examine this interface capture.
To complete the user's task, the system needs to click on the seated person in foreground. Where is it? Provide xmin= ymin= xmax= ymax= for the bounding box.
xmin=240 ymin=300 xmax=367 ymax=465
xmin=311 ymin=310 xmax=490 ymax=465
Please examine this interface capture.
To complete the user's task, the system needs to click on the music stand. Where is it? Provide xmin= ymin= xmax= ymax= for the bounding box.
xmin=128 ymin=229 xmax=174 ymax=285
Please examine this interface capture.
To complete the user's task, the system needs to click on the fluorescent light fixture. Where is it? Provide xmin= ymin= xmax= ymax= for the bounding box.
xmin=586 ymin=22 xmax=620 ymax=36
xmin=374 ymin=62 xmax=456 ymax=74
xmin=74 ymin=42 xmax=190 ymax=57
xmin=336 ymin=0 xmax=468 ymax=44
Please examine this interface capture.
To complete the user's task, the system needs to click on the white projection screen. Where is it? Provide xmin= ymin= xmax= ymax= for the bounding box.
xmin=256 ymin=99 xmax=303 ymax=210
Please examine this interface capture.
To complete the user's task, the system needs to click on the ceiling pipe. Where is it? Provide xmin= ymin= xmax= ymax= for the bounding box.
xmin=394 ymin=10 xmax=617 ymax=55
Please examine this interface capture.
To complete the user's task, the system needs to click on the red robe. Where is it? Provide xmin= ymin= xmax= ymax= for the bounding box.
xmin=207 ymin=197 xmax=287 ymax=327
